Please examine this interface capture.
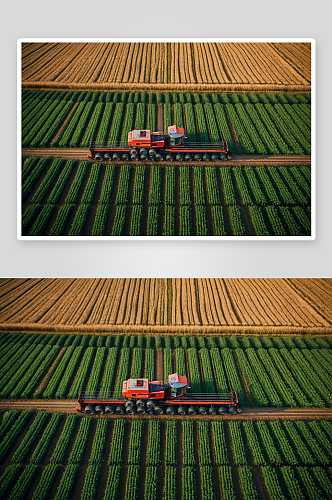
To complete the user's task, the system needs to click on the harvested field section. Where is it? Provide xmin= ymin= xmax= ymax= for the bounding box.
xmin=223 ymin=278 xmax=330 ymax=328
xmin=0 ymin=279 xmax=331 ymax=330
xmin=0 ymin=279 xmax=169 ymax=327
xmin=285 ymin=278 xmax=332 ymax=324
xmin=21 ymin=42 xmax=311 ymax=92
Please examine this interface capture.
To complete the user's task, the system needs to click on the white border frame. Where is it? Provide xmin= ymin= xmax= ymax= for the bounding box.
xmin=17 ymin=38 xmax=315 ymax=241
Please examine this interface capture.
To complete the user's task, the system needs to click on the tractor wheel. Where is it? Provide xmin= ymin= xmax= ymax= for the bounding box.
xmin=126 ymin=406 xmax=136 ymax=415
xmin=84 ymin=404 xmax=95 ymax=415
xmin=148 ymin=156 xmax=155 ymax=161
xmin=228 ymin=407 xmax=237 ymax=415
xmin=194 ymin=154 xmax=202 ymax=161
xmin=140 ymin=154 xmax=148 ymax=161
xmin=95 ymin=405 xmax=104 ymax=415
xmin=165 ymin=153 xmax=175 ymax=161
xmin=95 ymin=153 xmax=104 ymax=162
xmin=137 ymin=406 xmax=146 ymax=414
xmin=211 ymin=154 xmax=220 ymax=161
xmin=185 ymin=153 xmax=193 ymax=161
xmin=104 ymin=153 xmax=112 ymax=161
xmin=125 ymin=399 xmax=135 ymax=407
xmin=208 ymin=406 xmax=217 ymax=416
xmin=112 ymin=153 xmax=121 ymax=161
xmin=140 ymin=148 xmax=148 ymax=155
xmin=131 ymin=154 xmax=139 ymax=161
xmin=115 ymin=405 xmax=125 ymax=415
xmin=198 ymin=406 xmax=208 ymax=415
xmin=146 ymin=400 xmax=156 ymax=409
xmin=154 ymin=406 xmax=164 ymax=415
xmin=149 ymin=148 xmax=157 ymax=156
xmin=218 ymin=406 xmax=228 ymax=415
xmin=136 ymin=399 xmax=145 ymax=407
xmin=155 ymin=154 xmax=164 ymax=161
xmin=188 ymin=406 xmax=197 ymax=415
xmin=203 ymin=154 xmax=211 ymax=161
xmin=122 ymin=153 xmax=130 ymax=161
xmin=176 ymin=153 xmax=184 ymax=162
xmin=105 ymin=405 xmax=115 ymax=415
xmin=147 ymin=408 xmax=154 ymax=415
xmin=130 ymin=148 xmax=139 ymax=155
xmin=177 ymin=406 xmax=187 ymax=415
xmin=166 ymin=406 xmax=177 ymax=415
xmin=221 ymin=154 xmax=228 ymax=161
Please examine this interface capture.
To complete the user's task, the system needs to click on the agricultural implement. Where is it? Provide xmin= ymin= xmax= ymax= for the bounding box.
xmin=88 ymin=125 xmax=231 ymax=162
xmin=76 ymin=373 xmax=241 ymax=416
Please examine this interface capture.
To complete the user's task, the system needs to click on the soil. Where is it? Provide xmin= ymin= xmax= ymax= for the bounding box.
xmin=157 ymin=104 xmax=164 ymax=131
xmin=33 ymin=347 xmax=66 ymax=395
xmin=22 ymin=148 xmax=311 ymax=167
xmin=51 ymin=102 xmax=79 ymax=144
xmin=233 ymin=350 xmax=254 ymax=406
xmin=251 ymin=466 xmax=267 ymax=500
xmin=137 ymin=421 xmax=149 ymax=500
xmin=156 ymin=349 xmax=164 ymax=381
xmin=1 ymin=401 xmax=331 ymax=420
xmin=97 ymin=420 xmax=115 ymax=499
xmin=158 ymin=421 xmax=166 ymax=500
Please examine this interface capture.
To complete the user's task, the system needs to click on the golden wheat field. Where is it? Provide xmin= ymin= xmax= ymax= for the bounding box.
xmin=21 ymin=42 xmax=311 ymax=92
xmin=0 ymin=278 xmax=330 ymax=333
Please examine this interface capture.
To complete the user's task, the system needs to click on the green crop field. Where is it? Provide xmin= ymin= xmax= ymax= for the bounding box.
xmin=22 ymin=159 xmax=311 ymax=236
xmin=0 ymin=409 xmax=331 ymax=500
xmin=0 ymin=332 xmax=331 ymax=407
xmin=21 ymin=90 xmax=311 ymax=155
xmin=21 ymin=89 xmax=312 ymax=237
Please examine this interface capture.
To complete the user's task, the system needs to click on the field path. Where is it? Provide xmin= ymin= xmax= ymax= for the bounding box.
xmin=22 ymin=149 xmax=311 ymax=166
xmin=1 ymin=400 xmax=331 ymax=420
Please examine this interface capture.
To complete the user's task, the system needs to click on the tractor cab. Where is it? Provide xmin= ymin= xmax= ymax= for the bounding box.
xmin=168 ymin=373 xmax=188 ymax=397
xmin=168 ymin=125 xmax=186 ymax=146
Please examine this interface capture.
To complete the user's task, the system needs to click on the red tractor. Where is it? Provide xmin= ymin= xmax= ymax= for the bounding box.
xmin=76 ymin=373 xmax=241 ymax=416
xmin=88 ymin=125 xmax=231 ymax=162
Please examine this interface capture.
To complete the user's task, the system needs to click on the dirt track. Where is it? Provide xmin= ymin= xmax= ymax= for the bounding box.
xmin=22 ymin=149 xmax=311 ymax=166
xmin=1 ymin=400 xmax=330 ymax=420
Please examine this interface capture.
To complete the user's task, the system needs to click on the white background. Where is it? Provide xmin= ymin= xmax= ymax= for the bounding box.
xmin=1 ymin=0 xmax=331 ymax=277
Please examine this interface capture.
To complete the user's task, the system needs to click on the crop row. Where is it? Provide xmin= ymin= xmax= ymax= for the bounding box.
xmin=68 ymin=417 xmax=92 ymax=464
xmin=1 ymin=335 xmax=330 ymax=390
xmin=22 ymin=90 xmax=311 ymax=108
xmin=89 ymin=419 xmax=108 ymax=465
xmin=22 ymin=90 xmax=310 ymax=154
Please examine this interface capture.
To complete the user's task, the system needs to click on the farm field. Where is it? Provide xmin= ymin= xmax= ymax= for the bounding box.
xmin=0 ymin=409 xmax=331 ymax=500
xmin=1 ymin=277 xmax=331 ymax=500
xmin=0 ymin=278 xmax=330 ymax=332
xmin=20 ymin=43 xmax=312 ymax=238
xmin=21 ymin=90 xmax=311 ymax=156
xmin=22 ymin=41 xmax=311 ymax=91
xmin=22 ymin=158 xmax=311 ymax=237
xmin=1 ymin=331 xmax=332 ymax=407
